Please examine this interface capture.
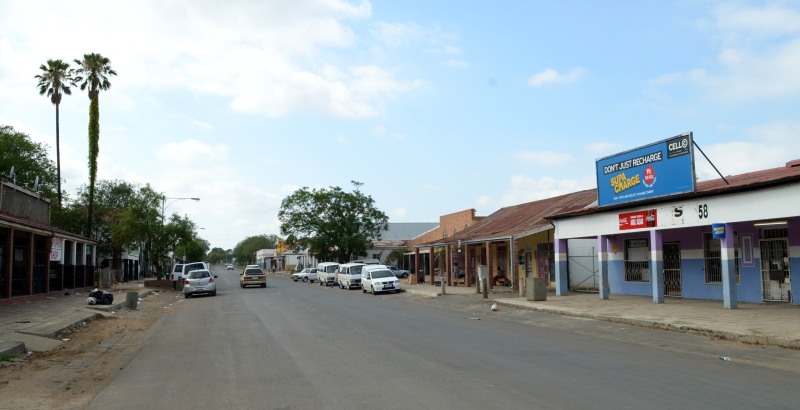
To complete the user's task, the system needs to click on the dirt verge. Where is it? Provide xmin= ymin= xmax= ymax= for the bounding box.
xmin=0 ymin=290 xmax=180 ymax=409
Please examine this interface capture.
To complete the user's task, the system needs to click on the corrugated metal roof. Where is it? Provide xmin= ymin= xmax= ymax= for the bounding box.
xmin=378 ymin=222 xmax=439 ymax=241
xmin=419 ymin=189 xmax=597 ymax=246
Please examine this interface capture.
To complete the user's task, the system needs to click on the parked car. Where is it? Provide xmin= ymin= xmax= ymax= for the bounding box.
xmin=225 ymin=264 xmax=234 ymax=270
xmin=361 ymin=265 xmax=401 ymax=295
xmin=337 ymin=262 xmax=366 ymax=290
xmin=183 ymin=269 xmax=217 ymax=298
xmin=317 ymin=262 xmax=340 ymax=286
xmin=387 ymin=266 xmax=410 ymax=278
xmin=240 ymin=267 xmax=267 ymax=288
xmin=291 ymin=268 xmax=318 ymax=282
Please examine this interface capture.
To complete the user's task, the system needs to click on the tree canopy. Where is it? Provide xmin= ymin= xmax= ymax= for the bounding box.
xmin=0 ymin=125 xmax=58 ymax=200
xmin=232 ymin=234 xmax=280 ymax=265
xmin=278 ymin=181 xmax=388 ymax=263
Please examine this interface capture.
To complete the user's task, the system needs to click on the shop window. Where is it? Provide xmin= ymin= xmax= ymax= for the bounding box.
xmin=704 ymin=232 xmax=741 ymax=284
xmin=624 ymin=238 xmax=650 ymax=282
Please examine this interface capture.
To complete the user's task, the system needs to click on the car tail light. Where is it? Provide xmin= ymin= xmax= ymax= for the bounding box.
xmin=184 ymin=279 xmax=190 ymax=285
xmin=209 ymin=277 xmax=214 ymax=282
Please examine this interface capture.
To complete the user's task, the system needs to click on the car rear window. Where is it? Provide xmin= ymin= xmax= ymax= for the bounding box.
xmin=185 ymin=262 xmax=205 ymax=272
xmin=189 ymin=271 xmax=209 ymax=279
xmin=173 ymin=265 xmax=183 ymax=272
xmin=245 ymin=268 xmax=263 ymax=274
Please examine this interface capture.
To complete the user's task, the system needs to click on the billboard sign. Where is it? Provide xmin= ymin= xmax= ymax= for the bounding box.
xmin=596 ymin=133 xmax=695 ymax=207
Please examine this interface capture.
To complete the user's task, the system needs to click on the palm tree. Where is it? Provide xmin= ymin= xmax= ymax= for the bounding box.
xmin=74 ymin=52 xmax=117 ymax=239
xmin=35 ymin=59 xmax=75 ymax=213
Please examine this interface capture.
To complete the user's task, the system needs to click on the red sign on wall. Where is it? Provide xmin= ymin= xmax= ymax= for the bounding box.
xmin=619 ymin=209 xmax=658 ymax=230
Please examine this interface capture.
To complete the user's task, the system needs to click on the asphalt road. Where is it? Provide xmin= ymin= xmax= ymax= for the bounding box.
xmin=91 ymin=266 xmax=800 ymax=409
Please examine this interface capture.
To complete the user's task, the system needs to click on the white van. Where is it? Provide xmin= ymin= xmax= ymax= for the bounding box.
xmin=317 ymin=262 xmax=340 ymax=286
xmin=336 ymin=262 xmax=366 ymax=290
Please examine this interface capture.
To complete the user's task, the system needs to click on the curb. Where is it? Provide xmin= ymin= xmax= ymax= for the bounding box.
xmin=493 ymin=300 xmax=800 ymax=350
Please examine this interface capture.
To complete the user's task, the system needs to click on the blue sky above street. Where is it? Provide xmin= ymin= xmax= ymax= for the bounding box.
xmin=2 ymin=0 xmax=800 ymax=250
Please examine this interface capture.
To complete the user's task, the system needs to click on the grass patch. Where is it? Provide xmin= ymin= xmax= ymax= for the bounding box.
xmin=1 ymin=354 xmax=14 ymax=362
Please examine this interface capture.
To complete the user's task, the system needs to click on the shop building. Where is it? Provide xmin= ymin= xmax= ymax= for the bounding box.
xmin=550 ymin=134 xmax=800 ymax=308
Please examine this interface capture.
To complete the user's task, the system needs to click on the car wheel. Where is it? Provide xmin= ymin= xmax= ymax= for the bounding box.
xmin=185 ymin=293 xmax=190 ymax=298
xmin=362 ymin=287 xmax=366 ymax=294
xmin=212 ymin=290 xmax=217 ymax=296
xmin=302 ymin=277 xmax=308 ymax=283
xmin=262 ymin=283 xmax=266 ymax=288
xmin=402 ymin=273 xmax=408 ymax=278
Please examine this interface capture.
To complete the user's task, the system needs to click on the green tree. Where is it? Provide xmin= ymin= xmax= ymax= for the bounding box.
xmin=278 ymin=181 xmax=388 ymax=263
xmin=206 ymin=247 xmax=229 ymax=264
xmin=384 ymin=248 xmax=407 ymax=267
xmin=0 ymin=125 xmax=58 ymax=200
xmin=233 ymin=234 xmax=279 ymax=265
xmin=73 ymin=52 xmax=117 ymax=239
xmin=35 ymin=59 xmax=75 ymax=212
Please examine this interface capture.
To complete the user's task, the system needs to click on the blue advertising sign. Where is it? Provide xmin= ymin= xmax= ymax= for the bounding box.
xmin=596 ymin=133 xmax=695 ymax=207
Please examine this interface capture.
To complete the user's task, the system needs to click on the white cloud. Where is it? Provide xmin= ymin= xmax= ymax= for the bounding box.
xmin=714 ymin=3 xmax=800 ymax=39
xmin=439 ymin=59 xmax=469 ymax=69
xmin=586 ymin=141 xmax=620 ymax=157
xmin=371 ymin=125 xmax=405 ymax=141
xmin=527 ymin=68 xmax=585 ymax=87
xmin=657 ymin=3 xmax=800 ymax=101
xmin=695 ymin=121 xmax=800 ymax=180
xmin=390 ymin=208 xmax=408 ymax=219
xmin=515 ymin=150 xmax=574 ymax=167
xmin=372 ymin=21 xmax=422 ymax=46
xmin=477 ymin=174 xmax=594 ymax=210
xmin=1 ymin=0 xmax=417 ymax=120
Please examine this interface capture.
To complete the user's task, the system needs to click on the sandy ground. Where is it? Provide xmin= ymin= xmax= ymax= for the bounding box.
xmin=0 ymin=290 xmax=181 ymax=409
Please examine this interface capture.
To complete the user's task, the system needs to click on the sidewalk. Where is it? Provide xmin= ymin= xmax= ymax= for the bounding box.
xmin=403 ymin=283 xmax=800 ymax=349
xmin=0 ymin=281 xmax=157 ymax=358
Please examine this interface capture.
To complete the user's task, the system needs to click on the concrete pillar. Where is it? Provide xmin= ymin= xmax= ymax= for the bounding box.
xmin=126 ymin=291 xmax=138 ymax=310
xmin=414 ymin=247 xmax=420 ymax=284
xmin=721 ymin=223 xmax=738 ymax=309
xmin=650 ymin=229 xmax=664 ymax=304
xmin=486 ymin=242 xmax=492 ymax=289
xmin=598 ymin=235 xmax=610 ymax=300
xmin=554 ymin=238 xmax=569 ymax=296
xmin=445 ymin=244 xmax=452 ymax=286
xmin=428 ymin=246 xmax=434 ymax=285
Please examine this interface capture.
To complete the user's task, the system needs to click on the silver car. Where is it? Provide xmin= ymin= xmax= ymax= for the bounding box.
xmin=183 ymin=269 xmax=217 ymax=298
xmin=291 ymin=268 xmax=318 ymax=282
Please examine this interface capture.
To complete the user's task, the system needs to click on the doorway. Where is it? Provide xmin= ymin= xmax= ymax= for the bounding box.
xmin=663 ymin=242 xmax=682 ymax=297
xmin=760 ymin=235 xmax=791 ymax=302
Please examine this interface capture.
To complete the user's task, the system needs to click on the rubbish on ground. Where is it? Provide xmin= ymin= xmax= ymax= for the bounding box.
xmin=467 ymin=317 xmax=481 ymax=320
xmin=62 ymin=338 xmax=70 ymax=342
xmin=720 ymin=356 xmax=732 ymax=361
xmin=491 ymin=303 xmax=499 ymax=311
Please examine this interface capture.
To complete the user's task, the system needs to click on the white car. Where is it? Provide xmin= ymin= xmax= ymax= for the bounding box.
xmin=291 ymin=268 xmax=318 ymax=282
xmin=183 ymin=269 xmax=217 ymax=298
xmin=361 ymin=265 xmax=401 ymax=295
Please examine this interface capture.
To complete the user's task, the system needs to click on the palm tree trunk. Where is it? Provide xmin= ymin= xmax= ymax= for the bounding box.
xmin=87 ymin=95 xmax=100 ymax=238
xmin=55 ymin=102 xmax=62 ymax=214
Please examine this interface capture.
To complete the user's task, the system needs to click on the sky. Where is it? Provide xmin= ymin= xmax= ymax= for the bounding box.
xmin=2 ymin=0 xmax=800 ymax=251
